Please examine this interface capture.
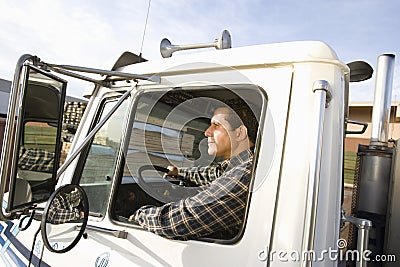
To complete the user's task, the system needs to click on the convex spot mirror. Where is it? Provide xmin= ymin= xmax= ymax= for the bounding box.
xmin=8 ymin=65 xmax=66 ymax=212
xmin=347 ymin=61 xmax=373 ymax=82
xmin=41 ymin=184 xmax=89 ymax=253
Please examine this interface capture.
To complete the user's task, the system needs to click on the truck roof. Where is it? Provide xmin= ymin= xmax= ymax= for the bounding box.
xmin=123 ymin=40 xmax=347 ymax=76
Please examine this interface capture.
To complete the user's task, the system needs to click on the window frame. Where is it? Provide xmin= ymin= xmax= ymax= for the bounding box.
xmin=72 ymin=93 xmax=131 ymax=219
xmin=110 ymin=84 xmax=267 ymax=244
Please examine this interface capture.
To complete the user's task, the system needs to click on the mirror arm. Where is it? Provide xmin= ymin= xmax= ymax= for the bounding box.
xmin=46 ymin=63 xmax=160 ymax=83
xmin=18 ymin=210 xmax=38 ymax=231
xmin=0 ymin=54 xmax=35 ymax=220
xmin=56 ymin=87 xmax=134 ymax=178
xmin=44 ymin=64 xmax=104 ymax=86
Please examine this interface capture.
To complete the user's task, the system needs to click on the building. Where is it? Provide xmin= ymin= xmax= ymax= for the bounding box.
xmin=0 ymin=79 xmax=12 ymax=152
xmin=343 ymin=102 xmax=400 ymax=186
xmin=346 ymin=102 xmax=400 ymax=152
xmin=0 ymin=79 xmax=12 ymax=117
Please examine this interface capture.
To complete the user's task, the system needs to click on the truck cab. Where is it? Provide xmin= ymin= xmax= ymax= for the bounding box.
xmin=0 ymin=32 xmax=387 ymax=266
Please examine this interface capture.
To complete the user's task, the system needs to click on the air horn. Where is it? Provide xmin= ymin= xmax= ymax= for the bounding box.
xmin=160 ymin=30 xmax=231 ymax=58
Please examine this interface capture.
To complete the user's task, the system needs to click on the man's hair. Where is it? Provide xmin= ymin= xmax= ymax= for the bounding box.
xmin=219 ymin=98 xmax=259 ymax=144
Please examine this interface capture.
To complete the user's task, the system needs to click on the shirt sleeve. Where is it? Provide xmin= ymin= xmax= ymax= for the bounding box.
xmin=47 ymin=196 xmax=81 ymax=224
xmin=177 ymin=163 xmax=225 ymax=187
xmin=134 ymin=162 xmax=251 ymax=239
xmin=65 ymin=189 xmax=81 ymax=206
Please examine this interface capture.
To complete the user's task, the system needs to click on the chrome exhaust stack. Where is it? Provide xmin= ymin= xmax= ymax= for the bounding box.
xmin=370 ymin=54 xmax=396 ymax=146
xmin=348 ymin=54 xmax=396 ymax=262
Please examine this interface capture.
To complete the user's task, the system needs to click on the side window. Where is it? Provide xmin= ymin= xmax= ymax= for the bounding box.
xmin=112 ymin=86 xmax=263 ymax=241
xmin=77 ymin=98 xmax=128 ymax=217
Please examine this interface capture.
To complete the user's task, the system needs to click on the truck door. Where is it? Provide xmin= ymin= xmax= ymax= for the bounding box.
xmin=67 ymin=66 xmax=292 ymax=266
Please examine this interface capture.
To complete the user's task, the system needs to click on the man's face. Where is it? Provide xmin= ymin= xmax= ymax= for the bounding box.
xmin=205 ymin=107 xmax=237 ymax=159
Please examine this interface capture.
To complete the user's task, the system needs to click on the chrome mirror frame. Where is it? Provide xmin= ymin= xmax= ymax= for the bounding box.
xmin=41 ymin=184 xmax=89 ymax=253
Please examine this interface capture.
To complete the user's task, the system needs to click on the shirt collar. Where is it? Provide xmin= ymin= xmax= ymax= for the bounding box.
xmin=227 ymin=148 xmax=253 ymax=167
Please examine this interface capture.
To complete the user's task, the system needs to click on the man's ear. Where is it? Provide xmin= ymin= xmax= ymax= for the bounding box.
xmin=235 ymin=125 xmax=248 ymax=142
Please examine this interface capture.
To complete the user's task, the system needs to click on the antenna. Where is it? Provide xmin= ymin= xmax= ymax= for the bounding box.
xmin=160 ymin=30 xmax=232 ymax=58
xmin=139 ymin=0 xmax=152 ymax=62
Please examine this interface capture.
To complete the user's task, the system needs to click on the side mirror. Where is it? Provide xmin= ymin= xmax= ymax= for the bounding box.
xmin=7 ymin=65 xmax=67 ymax=212
xmin=347 ymin=61 xmax=373 ymax=82
xmin=41 ymin=184 xmax=89 ymax=253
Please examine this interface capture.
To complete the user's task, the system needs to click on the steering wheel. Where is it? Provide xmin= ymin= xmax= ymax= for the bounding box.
xmin=136 ymin=165 xmax=199 ymax=203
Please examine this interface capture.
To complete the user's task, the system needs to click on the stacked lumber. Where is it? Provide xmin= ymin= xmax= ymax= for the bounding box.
xmin=60 ymin=142 xmax=71 ymax=165
xmin=63 ymin=102 xmax=87 ymax=130
xmin=60 ymin=102 xmax=87 ymax=162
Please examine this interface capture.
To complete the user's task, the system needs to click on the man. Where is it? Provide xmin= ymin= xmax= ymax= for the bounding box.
xmin=130 ymin=98 xmax=258 ymax=240
xmin=47 ymin=188 xmax=84 ymax=224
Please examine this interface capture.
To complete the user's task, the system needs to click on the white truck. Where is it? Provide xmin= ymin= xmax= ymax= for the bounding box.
xmin=0 ymin=31 xmax=398 ymax=266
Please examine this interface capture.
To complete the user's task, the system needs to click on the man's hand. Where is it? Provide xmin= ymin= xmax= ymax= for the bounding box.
xmin=128 ymin=214 xmax=136 ymax=222
xmin=163 ymin=166 xmax=179 ymax=178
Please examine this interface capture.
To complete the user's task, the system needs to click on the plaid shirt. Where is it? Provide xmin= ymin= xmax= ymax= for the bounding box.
xmin=134 ymin=149 xmax=253 ymax=239
xmin=47 ymin=190 xmax=82 ymax=224
xmin=18 ymin=147 xmax=55 ymax=173
xmin=177 ymin=160 xmax=229 ymax=186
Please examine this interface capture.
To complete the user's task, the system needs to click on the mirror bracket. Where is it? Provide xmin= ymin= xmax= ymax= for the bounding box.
xmin=0 ymin=58 xmax=67 ymax=217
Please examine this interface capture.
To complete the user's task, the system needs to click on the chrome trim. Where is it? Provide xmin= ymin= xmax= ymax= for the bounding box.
xmin=160 ymin=30 xmax=231 ymax=58
xmin=303 ymin=80 xmax=331 ymax=266
xmin=0 ymin=54 xmax=33 ymax=220
xmin=312 ymin=80 xmax=332 ymax=107
xmin=342 ymin=211 xmax=372 ymax=267
xmin=370 ymin=54 xmax=395 ymax=146
xmin=84 ymin=225 xmax=128 ymax=239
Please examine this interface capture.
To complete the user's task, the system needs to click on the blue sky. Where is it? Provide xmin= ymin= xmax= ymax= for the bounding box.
xmin=0 ymin=0 xmax=399 ymax=101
